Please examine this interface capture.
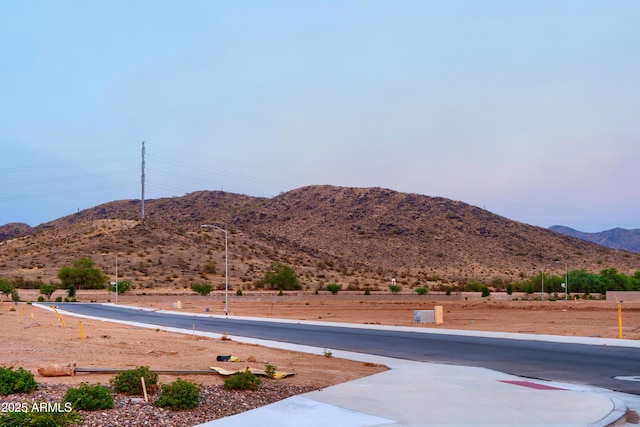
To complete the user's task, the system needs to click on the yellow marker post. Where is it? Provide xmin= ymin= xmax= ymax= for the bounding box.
xmin=79 ymin=321 xmax=84 ymax=340
xmin=618 ymin=303 xmax=623 ymax=339
xmin=50 ymin=305 xmax=66 ymax=327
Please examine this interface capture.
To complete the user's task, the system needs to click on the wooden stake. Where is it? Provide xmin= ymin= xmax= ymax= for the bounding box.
xmin=141 ymin=377 xmax=148 ymax=402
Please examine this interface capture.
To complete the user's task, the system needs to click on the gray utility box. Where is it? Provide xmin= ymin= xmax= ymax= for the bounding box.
xmin=414 ymin=306 xmax=443 ymax=324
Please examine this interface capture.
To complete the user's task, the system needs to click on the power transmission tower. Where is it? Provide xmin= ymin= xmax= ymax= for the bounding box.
xmin=141 ymin=141 xmax=145 ymax=220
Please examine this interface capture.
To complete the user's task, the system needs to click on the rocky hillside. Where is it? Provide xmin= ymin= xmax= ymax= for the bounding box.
xmin=1 ymin=185 xmax=639 ymax=291
xmin=550 ymin=225 xmax=640 ymax=253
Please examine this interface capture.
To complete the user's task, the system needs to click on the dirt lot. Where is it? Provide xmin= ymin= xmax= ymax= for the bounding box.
xmin=0 ymin=291 xmax=640 ymax=426
xmin=1 ymin=289 xmax=639 ymax=424
xmin=3 ymin=289 xmax=639 ymax=385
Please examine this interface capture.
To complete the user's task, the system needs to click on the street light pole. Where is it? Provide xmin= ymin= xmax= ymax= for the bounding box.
xmin=564 ymin=262 xmax=568 ymax=301
xmin=541 ymin=264 xmax=551 ymax=301
xmin=201 ymin=224 xmax=228 ymax=316
xmin=115 ymin=255 xmax=118 ymax=304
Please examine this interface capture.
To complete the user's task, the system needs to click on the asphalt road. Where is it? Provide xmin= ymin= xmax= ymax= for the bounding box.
xmin=48 ymin=303 xmax=640 ymax=395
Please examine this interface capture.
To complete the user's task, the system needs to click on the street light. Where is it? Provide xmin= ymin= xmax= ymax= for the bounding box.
xmin=115 ymin=255 xmax=118 ymax=304
xmin=563 ymin=262 xmax=568 ymax=301
xmin=201 ymin=224 xmax=228 ymax=316
xmin=554 ymin=261 xmax=569 ymax=301
xmin=108 ymin=255 xmax=119 ymax=304
xmin=541 ymin=264 xmax=551 ymax=301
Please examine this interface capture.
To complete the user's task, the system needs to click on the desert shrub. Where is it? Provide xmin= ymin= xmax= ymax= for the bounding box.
xmin=110 ymin=366 xmax=158 ymax=395
xmin=264 ymin=364 xmax=277 ymax=379
xmin=109 ymin=280 xmax=131 ymax=295
xmin=55 ymin=296 xmax=63 ymax=302
xmin=414 ymin=287 xmax=428 ymax=295
xmin=11 ymin=290 xmax=20 ymax=302
xmin=64 ymin=383 xmax=114 ymax=410
xmin=364 ymin=287 xmax=371 ymax=295
xmin=326 ymin=283 xmax=341 ymax=295
xmin=481 ymin=286 xmax=491 ymax=297
xmin=192 ymin=283 xmax=213 ymax=296
xmin=0 ymin=367 xmax=38 ymax=395
xmin=155 ymin=379 xmax=200 ymax=410
xmin=236 ymin=288 xmax=243 ymax=296
xmin=322 ymin=348 xmax=333 ymax=358
xmin=0 ymin=407 xmax=80 ymax=426
xmin=389 ymin=284 xmax=402 ymax=294
xmin=464 ymin=281 xmax=484 ymax=292
xmin=67 ymin=285 xmax=76 ymax=298
xmin=37 ymin=296 xmax=45 ymax=302
xmin=223 ymin=369 xmax=261 ymax=391
xmin=202 ymin=261 xmax=217 ymax=274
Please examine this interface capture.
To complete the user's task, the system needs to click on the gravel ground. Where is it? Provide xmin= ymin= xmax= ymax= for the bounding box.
xmin=1 ymin=382 xmax=316 ymax=426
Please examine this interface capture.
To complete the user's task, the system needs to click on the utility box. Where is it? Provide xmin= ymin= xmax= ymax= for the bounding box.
xmin=414 ymin=307 xmax=444 ymax=324
xmin=434 ymin=305 xmax=443 ymax=324
xmin=414 ymin=310 xmax=434 ymax=323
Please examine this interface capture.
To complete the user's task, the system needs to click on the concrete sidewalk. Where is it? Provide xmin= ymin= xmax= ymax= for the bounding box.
xmin=196 ymin=351 xmax=628 ymax=427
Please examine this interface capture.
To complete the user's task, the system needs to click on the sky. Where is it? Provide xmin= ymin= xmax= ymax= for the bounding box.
xmin=1 ymin=1 xmax=638 ymax=232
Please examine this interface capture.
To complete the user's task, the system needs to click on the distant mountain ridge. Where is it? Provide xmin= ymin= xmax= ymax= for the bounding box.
xmin=1 ymin=186 xmax=639 ymax=290
xmin=549 ymin=225 xmax=640 ymax=253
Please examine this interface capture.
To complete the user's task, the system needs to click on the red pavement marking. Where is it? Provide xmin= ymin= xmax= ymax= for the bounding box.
xmin=500 ymin=380 xmax=566 ymax=390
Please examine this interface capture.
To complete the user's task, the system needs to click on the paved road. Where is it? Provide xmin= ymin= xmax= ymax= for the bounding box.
xmin=49 ymin=303 xmax=640 ymax=395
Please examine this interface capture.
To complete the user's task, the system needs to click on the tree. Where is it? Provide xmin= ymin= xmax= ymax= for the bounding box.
xmin=0 ymin=279 xmax=14 ymax=301
xmin=600 ymin=268 xmax=629 ymax=291
xmin=39 ymin=284 xmax=57 ymax=301
xmin=259 ymin=262 xmax=300 ymax=291
xmin=58 ymin=257 xmax=106 ymax=290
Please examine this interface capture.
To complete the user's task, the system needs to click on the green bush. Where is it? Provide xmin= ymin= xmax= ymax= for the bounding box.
xmin=37 ymin=296 xmax=45 ymax=302
xmin=67 ymin=285 xmax=76 ymax=298
xmin=0 ymin=407 xmax=81 ymax=426
xmin=64 ymin=383 xmax=114 ymax=410
xmin=155 ymin=378 xmax=200 ymax=410
xmin=481 ymin=286 xmax=491 ymax=297
xmin=192 ymin=283 xmax=213 ymax=296
xmin=110 ymin=366 xmax=158 ymax=395
xmin=414 ymin=287 xmax=428 ymax=295
xmin=326 ymin=283 xmax=341 ymax=295
xmin=109 ymin=280 xmax=131 ymax=295
xmin=0 ymin=367 xmax=38 ymax=395
xmin=223 ymin=369 xmax=261 ymax=391
xmin=364 ymin=287 xmax=371 ymax=295
xmin=236 ymin=288 xmax=243 ymax=296
xmin=264 ymin=364 xmax=277 ymax=379
xmin=389 ymin=284 xmax=402 ymax=294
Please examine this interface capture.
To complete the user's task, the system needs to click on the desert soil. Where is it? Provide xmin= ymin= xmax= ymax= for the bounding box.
xmin=1 ymin=289 xmax=639 ymax=425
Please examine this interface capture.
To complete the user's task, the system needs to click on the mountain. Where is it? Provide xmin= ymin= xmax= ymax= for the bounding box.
xmin=1 ymin=185 xmax=639 ymax=291
xmin=549 ymin=225 xmax=640 ymax=253
xmin=0 ymin=222 xmax=33 ymax=241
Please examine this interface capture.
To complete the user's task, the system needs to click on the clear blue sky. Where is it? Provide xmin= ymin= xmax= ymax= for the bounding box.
xmin=1 ymin=1 xmax=638 ymax=232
